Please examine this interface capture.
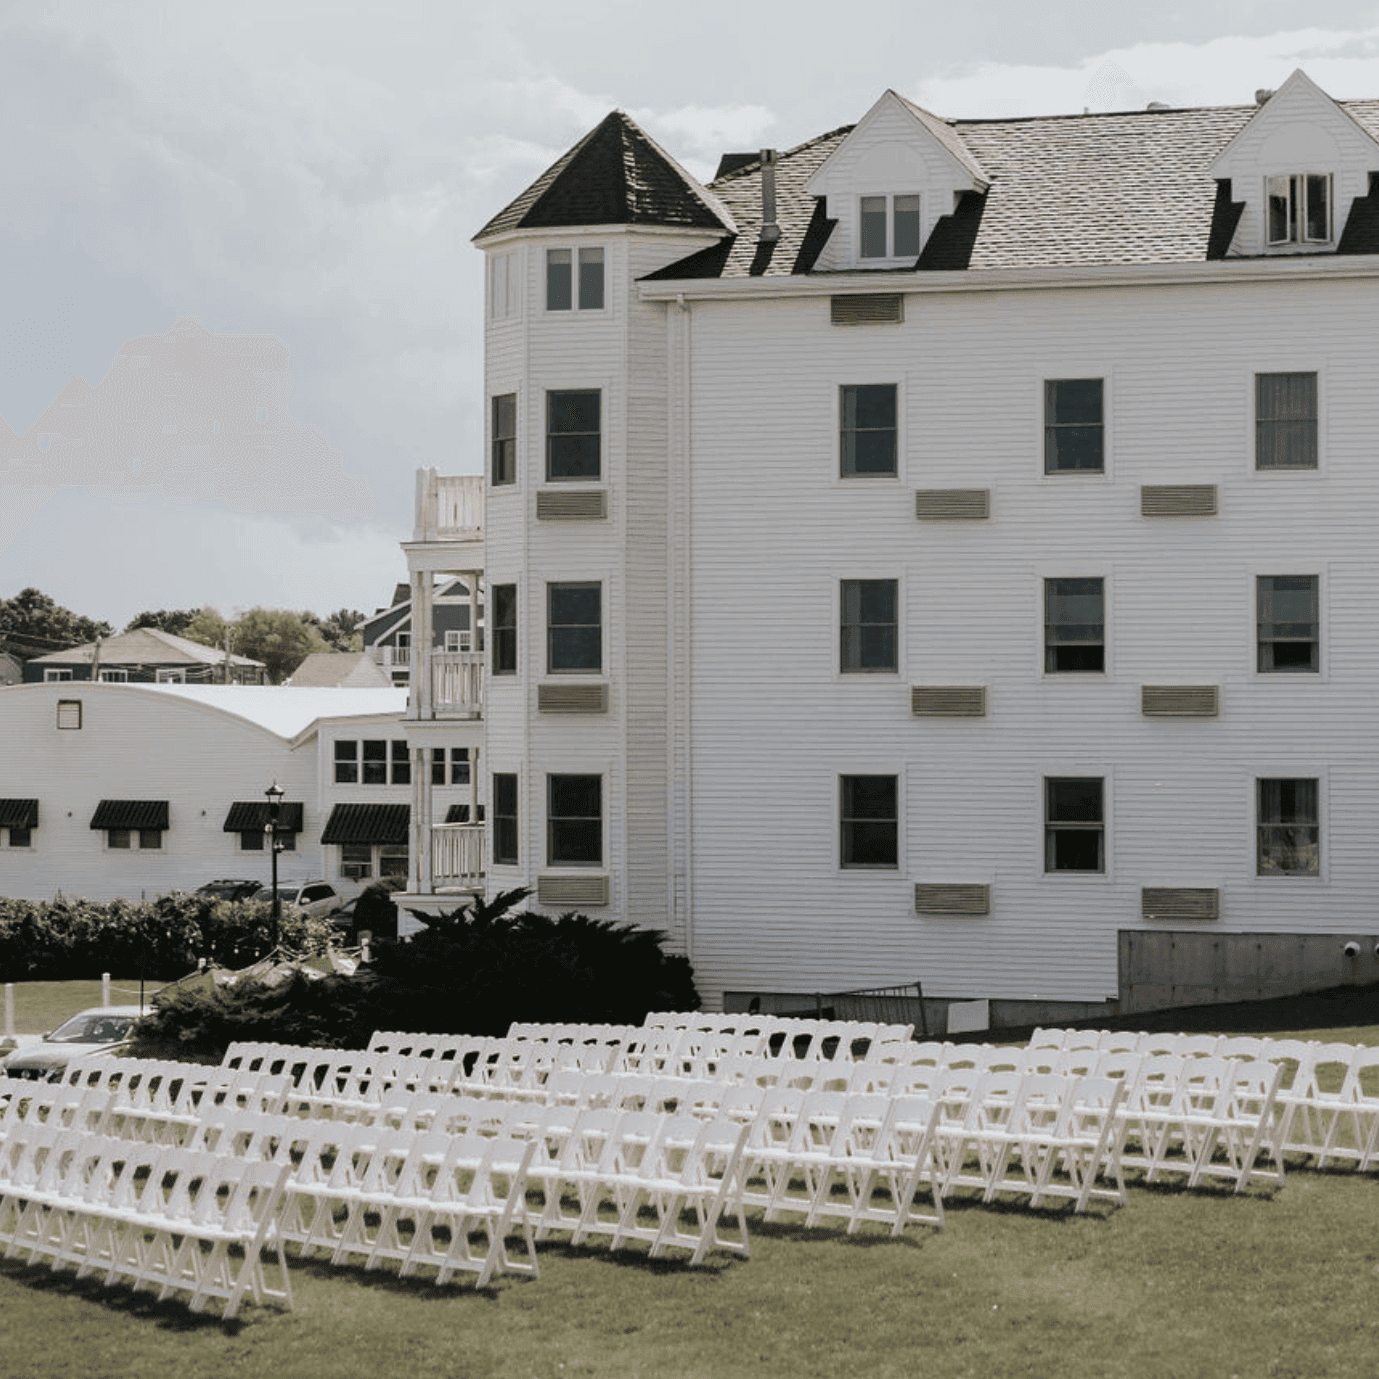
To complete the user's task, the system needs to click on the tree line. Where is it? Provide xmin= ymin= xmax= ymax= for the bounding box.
xmin=0 ymin=587 xmax=367 ymax=684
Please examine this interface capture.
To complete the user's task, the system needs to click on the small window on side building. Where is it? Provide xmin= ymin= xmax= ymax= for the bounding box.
xmin=494 ymin=773 xmax=519 ymax=866
xmin=1257 ymin=575 xmax=1319 ymax=673
xmin=546 ymin=390 xmax=601 ymax=481
xmin=840 ymin=385 xmax=897 ymax=476
xmin=548 ymin=774 xmax=601 ymax=866
xmin=548 ymin=582 xmax=601 ymax=673
xmin=492 ymin=584 xmax=517 ymax=675
xmin=1256 ymin=373 xmax=1318 ymax=470
xmin=840 ymin=775 xmax=898 ymax=868
xmin=840 ymin=580 xmax=898 ymax=673
xmin=1257 ymin=778 xmax=1319 ymax=875
xmin=1044 ymin=578 xmax=1105 ymax=673
xmin=1045 ymin=778 xmax=1104 ymax=873
xmin=1044 ymin=379 xmax=1104 ymax=473
xmin=492 ymin=393 xmax=517 ymax=486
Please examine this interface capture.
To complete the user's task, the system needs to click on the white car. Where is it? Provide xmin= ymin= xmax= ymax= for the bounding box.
xmin=251 ymin=880 xmax=347 ymax=921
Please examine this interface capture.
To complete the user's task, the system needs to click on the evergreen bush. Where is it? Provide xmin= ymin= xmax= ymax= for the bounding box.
xmin=130 ymin=889 xmax=700 ymax=1058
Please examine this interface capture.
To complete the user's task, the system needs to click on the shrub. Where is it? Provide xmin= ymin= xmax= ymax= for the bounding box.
xmin=0 ymin=894 xmax=334 ymax=982
xmin=129 ymin=889 xmax=700 ymax=1058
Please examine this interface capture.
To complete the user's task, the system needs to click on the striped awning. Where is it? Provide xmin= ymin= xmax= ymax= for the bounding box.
xmin=90 ymin=800 xmax=169 ymax=830
xmin=223 ymin=801 xmax=305 ymax=833
xmin=0 ymin=800 xmax=38 ymax=829
xmin=321 ymin=803 xmax=409 ymax=845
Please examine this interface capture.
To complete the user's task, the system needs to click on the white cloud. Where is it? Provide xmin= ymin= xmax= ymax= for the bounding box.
xmin=914 ymin=26 xmax=1379 ymax=117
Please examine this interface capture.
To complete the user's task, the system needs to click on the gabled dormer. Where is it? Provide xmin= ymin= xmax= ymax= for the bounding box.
xmin=805 ymin=90 xmax=989 ymax=271
xmin=1208 ymin=69 xmax=1379 ymax=257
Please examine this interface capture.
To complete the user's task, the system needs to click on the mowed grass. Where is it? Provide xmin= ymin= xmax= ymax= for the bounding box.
xmin=0 ymin=986 xmax=1376 ymax=1378
xmin=3 ymin=978 xmax=157 ymax=1035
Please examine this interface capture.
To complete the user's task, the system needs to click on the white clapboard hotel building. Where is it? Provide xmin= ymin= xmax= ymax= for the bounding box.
xmin=383 ymin=71 xmax=1379 ymax=1019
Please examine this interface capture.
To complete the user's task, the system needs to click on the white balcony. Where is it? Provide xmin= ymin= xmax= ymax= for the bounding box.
xmin=432 ymin=823 xmax=485 ymax=890
xmin=414 ymin=470 xmax=484 ymax=543
xmin=430 ymin=650 xmax=483 ymax=717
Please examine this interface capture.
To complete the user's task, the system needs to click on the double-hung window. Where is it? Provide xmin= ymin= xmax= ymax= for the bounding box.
xmin=840 ymin=775 xmax=898 ymax=869
xmin=859 ymin=195 xmax=920 ymax=260
xmin=840 ymin=385 xmax=897 ymax=476
xmin=491 ymin=394 xmax=516 ymax=486
xmin=546 ymin=390 xmax=600 ymax=480
xmin=1257 ymin=575 xmax=1318 ymax=673
xmin=1044 ymin=578 xmax=1104 ymax=673
xmin=548 ymin=774 xmax=601 ymax=866
xmin=546 ymin=248 xmax=604 ymax=310
xmin=548 ymin=582 xmax=601 ymax=673
xmin=1044 ymin=778 xmax=1104 ymax=873
xmin=492 ymin=584 xmax=517 ymax=675
xmin=840 ymin=580 xmax=898 ymax=673
xmin=1255 ymin=373 xmax=1318 ymax=470
xmin=493 ymin=774 xmax=519 ymax=866
xmin=1257 ymin=778 xmax=1319 ymax=875
xmin=1266 ymin=175 xmax=1331 ymax=245
xmin=1044 ymin=380 xmax=1104 ymax=473
xmin=334 ymin=739 xmax=411 ymax=785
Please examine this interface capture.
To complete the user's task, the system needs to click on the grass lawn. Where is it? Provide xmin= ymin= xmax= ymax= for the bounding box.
xmin=2 ymin=978 xmax=160 ymax=1035
xmin=0 ymin=989 xmax=1375 ymax=1378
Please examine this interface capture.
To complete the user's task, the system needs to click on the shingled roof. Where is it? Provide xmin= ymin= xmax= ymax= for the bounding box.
xmin=475 ymin=111 xmax=735 ymax=240
xmin=646 ymin=98 xmax=1379 ymax=280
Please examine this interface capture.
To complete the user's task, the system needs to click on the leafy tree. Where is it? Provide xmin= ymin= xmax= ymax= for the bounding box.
xmin=123 ymin=608 xmax=203 ymax=637
xmin=303 ymin=608 xmax=365 ymax=653
xmin=0 ymin=587 xmax=112 ymax=658
xmin=231 ymin=607 xmax=329 ymax=683
xmin=181 ymin=607 xmax=231 ymax=650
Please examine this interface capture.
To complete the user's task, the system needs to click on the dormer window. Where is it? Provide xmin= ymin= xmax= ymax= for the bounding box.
xmin=1266 ymin=174 xmax=1331 ymax=245
xmin=859 ymin=195 xmax=920 ymax=260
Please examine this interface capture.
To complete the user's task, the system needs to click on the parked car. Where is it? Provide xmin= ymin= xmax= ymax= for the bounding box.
xmin=250 ymin=880 xmax=347 ymax=921
xmin=194 ymin=879 xmax=263 ymax=902
xmin=2 ymin=1005 xmax=150 ymax=1082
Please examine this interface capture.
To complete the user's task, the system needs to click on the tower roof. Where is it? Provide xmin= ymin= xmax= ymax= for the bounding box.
xmin=475 ymin=110 xmax=735 ymax=241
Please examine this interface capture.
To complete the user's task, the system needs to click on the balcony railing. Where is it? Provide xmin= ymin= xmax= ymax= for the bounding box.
xmin=432 ymin=823 xmax=484 ymax=889
xmin=368 ymin=643 xmax=411 ymax=668
xmin=414 ymin=469 xmax=484 ymax=542
xmin=432 ymin=650 xmax=483 ymax=716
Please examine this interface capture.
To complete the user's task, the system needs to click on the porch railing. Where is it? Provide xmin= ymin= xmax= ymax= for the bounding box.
xmin=432 ymin=823 xmax=484 ymax=889
xmin=414 ymin=469 xmax=484 ymax=542
xmin=432 ymin=650 xmax=483 ymax=716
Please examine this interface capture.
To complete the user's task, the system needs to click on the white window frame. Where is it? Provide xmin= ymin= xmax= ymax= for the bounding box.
xmin=104 ymin=828 xmax=164 ymax=853
xmin=44 ymin=668 xmax=73 ymax=683
xmin=545 ymin=772 xmax=604 ymax=869
xmin=155 ymin=669 xmax=185 ymax=684
xmin=1249 ymin=567 xmax=1328 ymax=681
xmin=857 ymin=193 xmax=922 ymax=263
xmin=1036 ymin=768 xmax=1115 ymax=884
xmin=545 ymin=246 xmax=606 ymax=313
xmin=833 ymin=570 xmax=904 ymax=682
xmin=1038 ymin=569 xmax=1112 ymax=680
xmin=837 ymin=382 xmax=902 ymax=481
xmin=1265 ymin=173 xmax=1332 ymax=247
xmin=488 ymin=249 xmax=520 ymax=321
xmin=98 ymin=669 xmax=128 ymax=683
xmin=1246 ymin=362 xmax=1327 ymax=478
xmin=1034 ymin=370 xmax=1114 ymax=483
xmin=833 ymin=762 xmax=908 ymax=878
xmin=1247 ymin=768 xmax=1327 ymax=882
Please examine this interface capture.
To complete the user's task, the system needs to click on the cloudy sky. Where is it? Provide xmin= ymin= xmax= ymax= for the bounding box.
xmin=4 ymin=0 xmax=1379 ymax=629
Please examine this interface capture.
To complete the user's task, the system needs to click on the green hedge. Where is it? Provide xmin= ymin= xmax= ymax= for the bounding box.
xmin=0 ymin=894 xmax=335 ymax=982
xmin=131 ymin=889 xmax=700 ymax=1057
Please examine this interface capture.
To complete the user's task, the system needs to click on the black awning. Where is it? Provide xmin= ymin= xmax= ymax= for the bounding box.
xmin=443 ymin=804 xmax=485 ymax=823
xmin=223 ymin=801 xmax=305 ymax=833
xmin=0 ymin=800 xmax=38 ymax=829
xmin=321 ymin=803 xmax=409 ymax=845
xmin=90 ymin=800 xmax=169 ymax=830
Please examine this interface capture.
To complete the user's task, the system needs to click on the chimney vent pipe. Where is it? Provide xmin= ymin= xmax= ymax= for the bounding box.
xmin=758 ymin=150 xmax=781 ymax=244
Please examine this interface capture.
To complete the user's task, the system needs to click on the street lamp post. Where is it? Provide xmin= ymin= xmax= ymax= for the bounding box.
xmin=265 ymin=781 xmax=285 ymax=955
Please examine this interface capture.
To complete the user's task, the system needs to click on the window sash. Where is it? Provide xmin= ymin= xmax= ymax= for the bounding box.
xmin=840 ymin=579 xmax=898 ymax=672
xmin=492 ymin=584 xmax=517 ymax=674
xmin=362 ymin=739 xmax=388 ymax=785
xmin=1257 ymin=778 xmax=1319 ymax=875
xmin=492 ymin=393 xmax=516 ymax=485
xmin=1266 ymin=175 xmax=1331 ymax=245
xmin=578 ymin=248 xmax=604 ymax=310
xmin=494 ymin=773 xmax=519 ymax=866
xmin=840 ymin=775 xmax=898 ymax=868
xmin=548 ymin=774 xmax=601 ymax=866
xmin=1044 ymin=379 xmax=1104 ymax=473
xmin=333 ymin=740 xmax=359 ymax=784
xmin=1257 ymin=575 xmax=1319 ymax=672
xmin=546 ymin=390 xmax=601 ymax=481
xmin=1044 ymin=578 xmax=1105 ymax=673
xmin=840 ymin=384 xmax=897 ymax=476
xmin=391 ymin=740 xmax=411 ymax=785
xmin=1044 ymin=778 xmax=1104 ymax=873
xmin=548 ymin=582 xmax=601 ymax=673
xmin=546 ymin=249 xmax=572 ymax=310
xmin=1255 ymin=373 xmax=1318 ymax=470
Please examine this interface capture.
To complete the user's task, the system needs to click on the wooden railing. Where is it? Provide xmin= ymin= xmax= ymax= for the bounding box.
xmin=414 ymin=469 xmax=484 ymax=542
xmin=432 ymin=651 xmax=483 ymax=716
xmin=432 ymin=824 xmax=484 ymax=889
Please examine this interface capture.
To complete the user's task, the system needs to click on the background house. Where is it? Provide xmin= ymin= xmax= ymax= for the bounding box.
xmin=362 ymin=578 xmax=483 ymax=686
xmin=24 ymin=627 xmax=266 ymax=685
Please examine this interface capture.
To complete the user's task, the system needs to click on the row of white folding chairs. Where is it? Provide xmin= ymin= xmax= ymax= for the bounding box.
xmin=641 ymin=1011 xmax=915 ymax=1044
xmin=0 ymin=1122 xmax=292 ymax=1318
xmin=503 ymin=1022 xmax=643 ymax=1048
xmin=7 ymin=1066 xmax=294 ymax=1147
xmin=1028 ymin=1030 xmax=1379 ymax=1170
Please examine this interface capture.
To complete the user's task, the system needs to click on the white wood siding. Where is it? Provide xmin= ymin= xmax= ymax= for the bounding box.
xmin=680 ymin=275 xmax=1379 ymax=1005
